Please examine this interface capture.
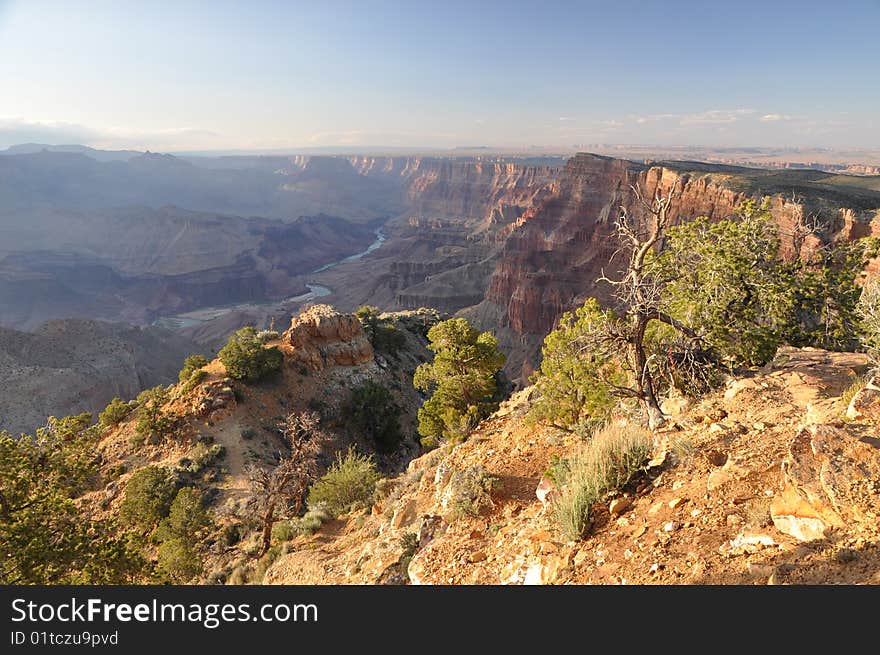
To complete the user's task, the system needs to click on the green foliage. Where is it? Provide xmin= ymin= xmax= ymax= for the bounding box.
xmin=654 ymin=200 xmax=790 ymax=365
xmin=399 ymin=531 xmax=419 ymax=577
xmin=279 ymin=506 xmax=332 ymax=540
xmin=307 ymin=448 xmax=380 ymax=517
xmin=154 ymin=487 xmax=212 ymax=583
xmin=414 ymin=318 xmax=506 ymax=444
xmin=134 ymin=385 xmax=174 ymax=443
xmin=552 ymin=424 xmax=651 ymax=541
xmin=183 ymin=443 xmax=226 ymax=475
xmin=119 ymin=466 xmax=177 ymax=532
xmin=181 ymin=369 xmax=208 ymax=395
xmin=445 ymin=466 xmax=499 ymax=520
xmin=271 ymin=519 xmax=296 ymax=542
xmin=543 ymin=454 xmax=571 ymax=486
xmin=785 ymin=236 xmax=880 ymax=352
xmin=356 ymin=305 xmax=407 ymax=357
xmin=0 ymin=419 xmax=145 ymax=584
xmin=655 ymin=199 xmax=880 ymax=365
xmin=840 ymin=374 xmax=868 ymax=419
xmin=347 ymin=381 xmax=403 ymax=452
xmin=179 ymin=354 xmax=209 ymax=383
xmin=355 ymin=305 xmax=381 ymax=337
xmin=528 ymin=299 xmax=624 ymax=430
xmin=857 ymin=278 xmax=880 ymax=366
xmin=156 ymin=538 xmax=202 ymax=583
xmin=218 ymin=327 xmax=283 ymax=382
xmin=99 ymin=397 xmax=133 ymax=428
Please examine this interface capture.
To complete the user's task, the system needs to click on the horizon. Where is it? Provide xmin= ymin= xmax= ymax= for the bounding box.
xmin=1 ymin=0 xmax=878 ymax=152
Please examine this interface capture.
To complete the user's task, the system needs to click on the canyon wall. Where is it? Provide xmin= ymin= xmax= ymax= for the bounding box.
xmin=461 ymin=154 xmax=880 ymax=382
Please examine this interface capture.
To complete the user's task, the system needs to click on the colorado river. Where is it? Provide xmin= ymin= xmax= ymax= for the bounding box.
xmin=152 ymin=227 xmax=384 ymax=329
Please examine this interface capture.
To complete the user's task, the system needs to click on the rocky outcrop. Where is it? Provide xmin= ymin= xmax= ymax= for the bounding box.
xmin=846 ymin=378 xmax=880 ymax=421
xmin=263 ymin=347 xmax=880 ymax=586
xmin=283 ymin=304 xmax=373 ymax=371
xmin=771 ymin=423 xmax=880 ymax=542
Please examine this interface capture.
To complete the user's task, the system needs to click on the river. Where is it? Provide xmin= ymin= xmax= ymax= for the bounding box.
xmin=152 ymin=227 xmax=385 ymax=330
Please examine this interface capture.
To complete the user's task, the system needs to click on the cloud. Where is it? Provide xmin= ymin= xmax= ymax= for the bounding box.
xmin=0 ymin=117 xmax=220 ymax=150
xmin=760 ymin=113 xmax=794 ymax=122
xmin=307 ymin=129 xmax=366 ymax=145
xmin=0 ymin=117 xmax=100 ymax=147
xmin=630 ymin=109 xmax=757 ymax=127
xmin=678 ymin=108 xmax=755 ymax=125
xmin=558 ymin=116 xmax=574 ymax=122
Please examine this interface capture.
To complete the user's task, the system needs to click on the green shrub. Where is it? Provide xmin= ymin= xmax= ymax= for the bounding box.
xmin=271 ymin=520 xmax=296 ymax=543
xmin=157 ymin=537 xmax=202 ymax=583
xmin=528 ymin=299 xmax=624 ymax=431
xmin=552 ymin=424 xmax=651 ymax=541
xmin=181 ymin=369 xmax=208 ymax=394
xmin=99 ymin=397 xmax=133 ymax=428
xmin=218 ymin=327 xmax=283 ymax=382
xmin=255 ymin=329 xmax=280 ymax=342
xmin=226 ymin=564 xmax=251 ymax=585
xmin=554 ymin=484 xmax=594 ymax=544
xmin=543 ymin=454 xmax=571 ymax=486
xmin=134 ymin=386 xmax=174 ymax=443
xmin=119 ymin=466 xmax=177 ymax=531
xmin=179 ymin=354 xmax=209 ymax=384
xmin=185 ymin=443 xmax=226 ymax=474
xmin=857 ymin=278 xmax=880 ymax=366
xmin=399 ymin=532 xmax=419 ymax=577
xmin=284 ymin=506 xmax=332 ymax=538
xmin=668 ymin=434 xmax=696 ymax=462
xmin=446 ymin=466 xmax=499 ymax=520
xmin=156 ymin=487 xmax=212 ymax=543
xmin=154 ymin=488 xmax=212 ymax=583
xmin=347 ymin=381 xmax=403 ymax=452
xmin=106 ymin=463 xmax=127 ymax=480
xmin=413 ymin=318 xmax=505 ymax=445
xmin=307 ymin=448 xmax=379 ymax=517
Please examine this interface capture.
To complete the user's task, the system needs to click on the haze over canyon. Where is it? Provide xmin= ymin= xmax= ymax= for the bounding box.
xmin=1 ymin=143 xmax=879 ymax=434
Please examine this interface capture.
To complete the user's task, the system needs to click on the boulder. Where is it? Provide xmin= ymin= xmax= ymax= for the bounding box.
xmin=609 ymin=497 xmax=632 ymax=516
xmin=283 ymin=304 xmax=374 ymax=371
xmin=771 ymin=423 xmax=880 ymax=541
xmin=846 ymin=380 xmax=880 ymax=421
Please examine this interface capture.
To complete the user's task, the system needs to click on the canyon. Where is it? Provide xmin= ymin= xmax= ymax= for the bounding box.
xmin=2 ymin=146 xmax=879 ymax=433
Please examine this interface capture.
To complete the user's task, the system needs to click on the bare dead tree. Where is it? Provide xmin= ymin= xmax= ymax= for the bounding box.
xmin=246 ymin=410 xmax=326 ymax=556
xmin=593 ymin=180 xmax=702 ymax=431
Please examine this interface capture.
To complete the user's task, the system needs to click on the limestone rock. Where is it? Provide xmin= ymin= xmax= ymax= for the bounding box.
xmin=536 ymin=476 xmax=555 ymax=506
xmin=391 ymin=499 xmax=418 ymax=529
xmin=467 ymin=550 xmax=487 ymax=564
xmin=771 ymin=423 xmax=880 ymax=541
xmin=721 ymin=532 xmax=778 ymax=556
xmin=609 ymin=497 xmax=632 ymax=516
xmin=846 ymin=384 xmax=880 ymax=421
xmin=661 ymin=393 xmax=692 ymax=416
xmin=283 ymin=304 xmax=373 ymax=371
xmin=707 ymin=459 xmax=750 ymax=492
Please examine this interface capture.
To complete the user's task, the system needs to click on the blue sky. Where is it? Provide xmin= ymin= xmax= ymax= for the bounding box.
xmin=0 ymin=0 xmax=877 ymax=151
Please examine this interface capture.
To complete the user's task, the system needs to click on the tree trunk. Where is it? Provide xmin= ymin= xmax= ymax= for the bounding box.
xmin=632 ymin=314 xmax=666 ymax=431
xmin=259 ymin=502 xmax=275 ymax=556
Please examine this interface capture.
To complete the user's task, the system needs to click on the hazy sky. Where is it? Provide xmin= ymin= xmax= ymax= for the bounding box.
xmin=1 ymin=0 xmax=878 ymax=151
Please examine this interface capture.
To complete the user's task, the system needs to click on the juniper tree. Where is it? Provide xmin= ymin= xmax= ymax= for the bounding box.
xmin=247 ymin=411 xmax=325 ymax=556
xmin=413 ymin=318 xmax=505 ymax=445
